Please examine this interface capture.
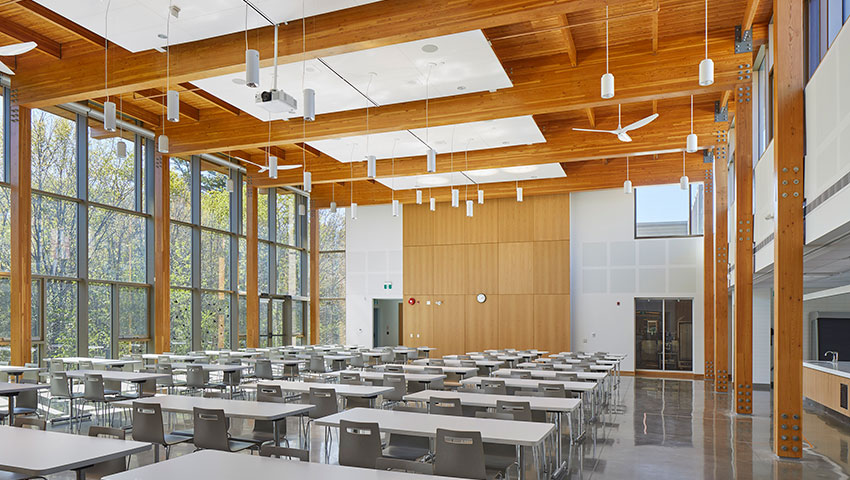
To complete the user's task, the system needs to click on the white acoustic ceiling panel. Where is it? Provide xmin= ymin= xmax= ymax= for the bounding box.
xmin=375 ymin=163 xmax=566 ymax=191
xmin=35 ymin=0 xmax=382 ymax=53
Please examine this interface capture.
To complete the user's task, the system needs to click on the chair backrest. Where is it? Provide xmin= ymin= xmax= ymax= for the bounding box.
xmin=308 ymin=387 xmax=339 ymax=419
xmin=22 ymin=363 xmax=39 ymax=382
xmin=83 ymin=373 xmax=107 ymax=402
xmin=186 ymin=365 xmax=206 ymax=388
xmin=79 ymin=360 xmax=95 ymax=370
xmin=87 ymin=427 xmax=128 ymax=476
xmin=495 ymin=400 xmax=532 ymax=422
xmin=423 ymin=367 xmax=442 ymax=374
xmin=428 ymin=396 xmax=462 ymax=416
xmin=480 ymin=379 xmax=507 ymax=395
xmin=309 ymin=355 xmax=326 ymax=373
xmin=156 ymin=364 xmax=174 ymax=386
xmin=257 ymin=384 xmax=284 ymax=403
xmin=13 ymin=417 xmax=46 ymax=430
xmin=475 ymin=411 xmax=514 ymax=420
xmin=509 ymin=370 xmax=531 ymax=379
xmin=49 ymin=371 xmax=72 ymax=397
xmin=192 ymin=407 xmax=230 ymax=451
xmin=254 ymin=359 xmax=274 ymax=380
xmin=380 ymin=350 xmax=395 ymax=363
xmin=459 ymin=360 xmax=477 ymax=368
xmin=383 ymin=373 xmax=407 ymax=402
xmin=385 ymin=364 xmax=404 ymax=373
xmin=131 ymin=402 xmax=165 ymax=444
xmin=224 ymin=368 xmax=242 ymax=386
xmin=430 ymin=359 xmax=445 ymax=366
xmin=284 ymin=362 xmax=300 ymax=378
xmin=340 ymin=372 xmax=362 ymax=385
xmin=338 ymin=420 xmax=383 ymax=469
xmin=434 ymin=429 xmax=486 ymax=480
xmin=554 ymin=371 xmax=579 ymax=381
xmin=48 ymin=359 xmax=65 ymax=373
xmin=538 ymin=382 xmax=566 ymax=398
xmin=259 ymin=445 xmax=309 ymax=462
xmin=349 ymin=353 xmax=365 ymax=368
xmin=13 ymin=379 xmax=39 ymax=410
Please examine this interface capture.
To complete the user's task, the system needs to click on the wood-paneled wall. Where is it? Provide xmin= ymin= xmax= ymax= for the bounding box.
xmin=402 ymin=194 xmax=570 ymax=355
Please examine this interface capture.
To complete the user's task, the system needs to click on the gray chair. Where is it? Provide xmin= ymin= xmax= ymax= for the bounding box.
xmin=85 ymin=426 xmax=129 ymax=477
xmin=22 ymin=364 xmax=39 ymax=383
xmin=46 ymin=371 xmax=82 ymax=431
xmin=430 ymin=359 xmax=445 ymax=366
xmin=385 ymin=406 xmax=431 ymax=461
xmin=82 ymin=373 xmax=121 ymax=426
xmin=13 ymin=417 xmax=46 ymax=430
xmin=554 ymin=372 xmax=579 ymax=382
xmin=191 ymin=407 xmax=255 ymax=453
xmin=11 ymin=380 xmax=40 ymax=419
xmin=254 ymin=359 xmax=275 ymax=381
xmin=385 ymin=365 xmax=404 ymax=373
xmin=428 ymin=396 xmax=462 ymax=416
xmin=156 ymin=364 xmax=182 ymax=394
xmin=259 ymin=445 xmax=309 ymax=462
xmin=231 ymin=384 xmax=289 ymax=447
xmin=305 ymin=387 xmax=340 ymax=443
xmin=422 ymin=367 xmax=445 ymax=390
xmin=131 ymin=402 xmax=192 ymax=461
xmin=496 ymin=399 xmax=533 ymax=422
xmin=381 ymin=373 xmax=407 ymax=408
xmin=339 ymin=372 xmax=363 ymax=385
xmin=338 ymin=420 xmax=384 ymax=469
xmin=481 ymin=379 xmax=507 ymax=395
xmin=509 ymin=370 xmax=531 ymax=379
xmin=282 ymin=362 xmax=300 ymax=380
xmin=308 ymin=355 xmax=326 ymax=373
xmin=538 ymin=382 xmax=567 ymax=398
xmin=349 ymin=353 xmax=366 ymax=369
xmin=434 ymin=428 xmax=490 ymax=480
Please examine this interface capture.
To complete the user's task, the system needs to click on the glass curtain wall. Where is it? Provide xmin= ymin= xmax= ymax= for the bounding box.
xmin=318 ymin=208 xmax=346 ymax=345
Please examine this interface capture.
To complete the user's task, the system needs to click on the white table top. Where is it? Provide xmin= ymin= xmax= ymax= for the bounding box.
xmin=65 ymin=369 xmax=168 ymax=382
xmin=0 ymin=381 xmax=48 ymax=395
xmin=102 ymin=449 xmax=451 ymax=480
xmin=203 ymin=351 xmax=258 ymax=358
xmin=460 ymin=376 xmax=597 ymax=392
xmin=595 ymin=359 xmax=620 ymax=365
xmin=295 ymin=353 xmax=352 ymax=361
xmin=169 ymin=363 xmax=249 ymax=372
xmin=243 ymin=358 xmax=304 ymax=366
xmin=113 ymin=394 xmax=314 ymax=421
xmin=328 ymin=371 xmax=446 ymax=383
xmin=0 ymin=425 xmax=149 ymax=477
xmin=315 ymin=408 xmax=553 ymax=447
xmin=518 ymin=361 xmax=571 ymax=369
xmin=493 ymin=368 xmax=607 ymax=382
xmin=413 ymin=358 xmax=503 ymax=368
xmin=0 ymin=365 xmax=41 ymax=374
xmin=590 ymin=365 xmax=614 ymax=371
xmin=375 ymin=364 xmax=478 ymax=375
xmin=245 ymin=380 xmax=393 ymax=398
xmin=55 ymin=357 xmax=142 ymax=366
xmin=142 ymin=353 xmax=207 ymax=362
xmin=404 ymin=390 xmax=580 ymax=413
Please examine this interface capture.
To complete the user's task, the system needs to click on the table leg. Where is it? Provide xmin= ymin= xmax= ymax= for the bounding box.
xmin=75 ymin=468 xmax=86 ymax=480
xmin=8 ymin=395 xmax=16 ymax=426
xmin=274 ymin=419 xmax=281 ymax=446
xmin=518 ymin=445 xmax=526 ymax=480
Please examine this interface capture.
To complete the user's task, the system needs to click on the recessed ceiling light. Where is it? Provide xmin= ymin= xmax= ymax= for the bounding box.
xmin=420 ymin=176 xmax=449 ymax=186
xmin=457 ymin=86 xmax=466 ymax=91
xmin=232 ymin=78 xmax=246 ymax=85
xmin=501 ymin=141 xmax=510 ymax=145
xmin=468 ymin=169 xmax=498 ymax=177
xmin=157 ymin=33 xmax=168 ymax=39
xmin=503 ymin=165 xmax=539 ymax=174
xmin=407 ymin=80 xmax=418 ymax=85
xmin=421 ymin=44 xmax=439 ymax=53
xmin=306 ymin=66 xmax=316 ymax=73
xmin=436 ymin=140 xmax=446 ymax=145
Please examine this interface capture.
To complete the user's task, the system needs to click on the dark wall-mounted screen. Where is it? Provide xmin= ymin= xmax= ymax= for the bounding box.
xmin=816 ymin=317 xmax=850 ymax=360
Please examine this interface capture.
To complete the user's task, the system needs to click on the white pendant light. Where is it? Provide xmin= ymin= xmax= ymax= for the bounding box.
xmin=116 ymin=140 xmax=127 ymax=158
xmin=478 ymin=189 xmax=484 ymax=205
xmin=680 ymin=151 xmax=689 ymax=190
xmin=329 ymin=201 xmax=337 ymax=213
xmin=601 ymin=6 xmax=614 ymax=99
xmin=699 ymin=0 xmax=714 ymax=86
xmin=269 ymin=156 xmax=278 ymax=179
xmin=392 ymin=199 xmax=400 ymax=217
xmin=416 ymin=190 xmax=423 ymax=204
xmin=624 ymin=156 xmax=632 ymax=194
xmin=686 ymin=95 xmax=698 ymax=153
xmin=430 ymin=197 xmax=436 ymax=211
xmin=516 ymin=185 xmax=523 ymax=202
xmin=366 ymin=155 xmax=376 ymax=178
xmin=303 ymin=88 xmax=315 ymax=121
xmin=351 ymin=202 xmax=358 ymax=219
xmin=246 ymin=49 xmax=260 ymax=87
xmin=303 ymin=170 xmax=312 ymax=192
xmin=298 ymin=203 xmax=306 ymax=216
xmin=226 ymin=178 xmax=234 ymax=193
xmin=166 ymin=90 xmax=179 ymax=123
xmin=451 ymin=188 xmax=459 ymax=208
xmin=466 ymin=199 xmax=473 ymax=217
xmin=157 ymin=134 xmax=169 ymax=153
xmin=426 ymin=148 xmax=437 ymax=173
xmin=104 ymin=101 xmax=117 ymax=132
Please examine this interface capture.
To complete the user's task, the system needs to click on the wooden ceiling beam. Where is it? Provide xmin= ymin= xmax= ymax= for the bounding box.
xmin=0 ymin=16 xmax=61 ymax=58
xmin=15 ymin=0 xmax=105 ymax=47
xmin=167 ymin=32 xmax=742 ymax=155
xmin=559 ymin=14 xmax=577 ymax=66
xmin=294 ymin=142 xmax=322 ymax=158
xmin=742 ymin=0 xmax=761 ymax=31
xmin=651 ymin=0 xmax=659 ymax=53
xmin=259 ymin=145 xmax=287 ymax=160
xmin=177 ymin=82 xmax=240 ymax=116
xmin=134 ymin=88 xmax=200 ymax=122
xmin=14 ymin=0 xmax=635 ymax=107
xmin=584 ymin=107 xmax=595 ymax=127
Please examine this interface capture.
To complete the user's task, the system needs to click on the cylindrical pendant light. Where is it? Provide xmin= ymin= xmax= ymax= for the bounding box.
xmin=298 ymin=203 xmax=306 ymax=216
xmin=478 ymin=189 xmax=484 ymax=205
xmin=680 ymin=151 xmax=689 ymax=190
xmin=226 ymin=178 xmax=234 ymax=193
xmin=451 ymin=188 xmax=459 ymax=208
xmin=158 ymin=134 xmax=169 ymax=153
xmin=116 ymin=140 xmax=127 ymax=158
xmin=516 ymin=186 xmax=523 ymax=202
xmin=329 ymin=201 xmax=337 ymax=213
xmin=686 ymin=95 xmax=698 ymax=153
xmin=166 ymin=90 xmax=179 ymax=123
xmin=269 ymin=156 xmax=278 ymax=179
xmin=392 ymin=199 xmax=400 ymax=217
xmin=104 ymin=101 xmax=117 ymax=132
xmin=366 ymin=155 xmax=377 ymax=178
xmin=246 ymin=49 xmax=260 ymax=88
xmin=416 ymin=190 xmax=423 ymax=204
xmin=430 ymin=197 xmax=436 ymax=211
xmin=303 ymin=88 xmax=316 ymax=121
xmin=699 ymin=0 xmax=714 ymax=86
xmin=426 ymin=148 xmax=437 ymax=173
xmin=303 ymin=170 xmax=312 ymax=192
xmin=466 ymin=199 xmax=473 ymax=217
xmin=601 ymin=6 xmax=614 ymax=99
xmin=351 ymin=202 xmax=358 ymax=219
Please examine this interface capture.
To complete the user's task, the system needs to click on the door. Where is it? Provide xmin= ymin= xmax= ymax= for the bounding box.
xmin=635 ymin=298 xmax=693 ymax=371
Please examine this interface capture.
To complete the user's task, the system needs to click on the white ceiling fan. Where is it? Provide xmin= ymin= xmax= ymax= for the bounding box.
xmin=230 ymin=153 xmax=302 ymax=174
xmin=0 ymin=41 xmax=38 ymax=76
xmin=572 ymin=104 xmax=659 ymax=143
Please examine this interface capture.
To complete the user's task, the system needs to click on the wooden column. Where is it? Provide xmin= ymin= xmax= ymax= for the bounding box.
xmin=734 ymin=86 xmax=754 ymax=414
xmin=153 ymin=151 xmax=170 ymax=353
xmin=772 ymin=0 xmax=805 ymax=458
xmin=703 ymin=168 xmax=715 ymax=383
xmin=9 ymin=104 xmax=32 ymax=366
xmin=714 ymin=148 xmax=730 ymax=393
xmin=309 ymin=207 xmax=320 ymax=344
xmin=246 ymin=186 xmax=259 ymax=348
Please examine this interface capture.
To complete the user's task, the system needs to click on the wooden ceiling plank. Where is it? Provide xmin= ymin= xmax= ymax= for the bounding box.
xmin=16 ymin=0 xmax=105 ymax=47
xmin=651 ymin=0 xmax=659 ymax=53
xmin=559 ymin=14 xmax=578 ymax=66
xmin=584 ymin=107 xmax=595 ymax=127
xmin=0 ymin=15 xmax=61 ymax=58
xmin=177 ymin=82 xmax=240 ymax=116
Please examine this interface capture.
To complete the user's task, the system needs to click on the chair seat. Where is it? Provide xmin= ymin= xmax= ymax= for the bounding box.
xmin=164 ymin=433 xmax=194 ymax=445
xmin=225 ymin=439 xmax=256 ymax=453
xmin=169 ymin=429 xmax=194 ymax=438
xmin=0 ymin=470 xmax=39 ymax=480
xmin=11 ymin=407 xmax=37 ymax=415
xmin=230 ymin=430 xmax=276 ymax=445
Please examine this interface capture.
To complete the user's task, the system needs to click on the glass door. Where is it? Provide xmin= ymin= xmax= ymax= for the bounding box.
xmin=635 ymin=298 xmax=693 ymax=371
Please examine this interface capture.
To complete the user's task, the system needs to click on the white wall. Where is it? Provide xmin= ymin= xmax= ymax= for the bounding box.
xmin=752 ymin=287 xmax=772 ymax=385
xmin=345 ymin=204 xmax=403 ymax=347
xmin=570 ymin=188 xmax=705 ymax=374
xmin=753 ymin=142 xmax=775 ymax=273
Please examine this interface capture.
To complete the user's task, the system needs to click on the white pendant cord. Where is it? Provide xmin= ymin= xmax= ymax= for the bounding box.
xmin=605 ymin=6 xmax=609 ymax=74
xmin=266 ymin=112 xmax=272 ymax=167
xmin=365 ymin=74 xmax=374 ymax=154
xmin=683 ymin=150 xmax=686 ymax=176
xmin=301 ymin=0 xmax=307 ymax=188
xmin=163 ymin=1 xmax=172 ymax=134
xmin=626 ymin=156 xmax=630 ymax=181
xmin=350 ymin=144 xmax=356 ymax=207
xmin=618 ymin=104 xmax=621 ymax=127
xmin=690 ymin=95 xmax=694 ymax=134
xmin=391 ymin=138 xmax=398 ymax=202
xmin=104 ymin=0 xmax=111 ymax=102
xmin=704 ymin=0 xmax=708 ymax=60
xmin=465 ymin=138 xmax=471 ymax=201
xmin=449 ymin=127 xmax=455 ymax=189
xmin=425 ymin=63 xmax=434 ymax=145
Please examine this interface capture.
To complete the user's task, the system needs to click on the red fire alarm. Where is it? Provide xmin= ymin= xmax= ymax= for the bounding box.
xmin=408 ymin=298 xmax=416 ymax=305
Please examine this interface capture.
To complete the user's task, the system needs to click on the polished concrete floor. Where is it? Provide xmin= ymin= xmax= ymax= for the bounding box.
xmin=17 ymin=376 xmax=850 ymax=479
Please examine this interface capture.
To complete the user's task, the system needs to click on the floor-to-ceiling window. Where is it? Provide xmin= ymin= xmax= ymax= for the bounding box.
xmin=169 ymin=157 xmax=192 ymax=353
xmin=199 ymin=161 xmax=232 ymax=350
xmin=318 ymin=207 xmax=346 ymax=345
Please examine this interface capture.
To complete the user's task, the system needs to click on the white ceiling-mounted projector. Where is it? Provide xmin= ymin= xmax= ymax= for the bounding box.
xmin=255 ymin=89 xmax=297 ymax=114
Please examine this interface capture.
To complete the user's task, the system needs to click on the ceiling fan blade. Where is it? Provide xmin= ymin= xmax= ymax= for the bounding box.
xmin=276 ymin=164 xmax=303 ymax=171
xmin=572 ymin=128 xmax=617 ymax=134
xmin=617 ymin=132 xmax=633 ymax=142
xmin=0 ymin=41 xmax=37 ymax=56
xmin=0 ymin=60 xmax=14 ymax=76
xmin=621 ymin=113 xmax=659 ymax=132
